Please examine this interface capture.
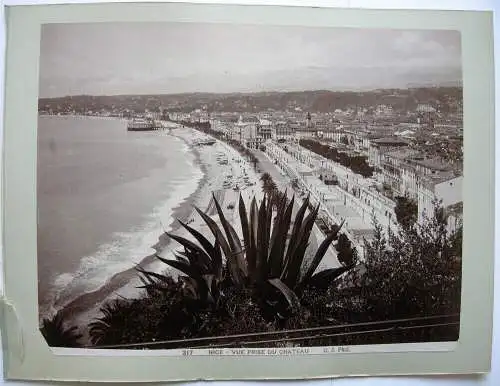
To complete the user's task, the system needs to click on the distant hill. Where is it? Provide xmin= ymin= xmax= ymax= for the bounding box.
xmin=38 ymin=86 xmax=463 ymax=115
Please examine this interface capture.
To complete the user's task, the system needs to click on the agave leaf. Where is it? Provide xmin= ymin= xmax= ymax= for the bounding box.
xmin=268 ymin=278 xmax=300 ymax=311
xmin=227 ymin=218 xmax=247 ymax=273
xmin=239 ymin=195 xmax=251 ymax=257
xmin=195 ymin=206 xmax=232 ymax=262
xmin=212 ymin=239 xmax=223 ymax=280
xmin=267 ymin=209 xmax=284 ymax=276
xmin=173 ymin=252 xmax=191 ymax=266
xmin=275 ymin=191 xmax=288 ymax=217
xmin=248 ymin=196 xmax=260 ymax=277
xmin=265 ymin=194 xmax=274 ymax=248
xmin=155 ymin=255 xmax=202 ymax=280
xmin=302 ymin=265 xmax=353 ymax=290
xmin=282 ymin=204 xmax=320 ymax=288
xmin=165 ymin=232 xmax=212 ymax=270
xmin=268 ymin=195 xmax=295 ymax=277
xmin=264 ymin=196 xmax=288 ymax=277
xmin=241 ymin=195 xmax=256 ymax=279
xmin=136 ymin=268 xmax=172 ymax=284
xmin=283 ymin=195 xmax=310 ymax=272
xmin=255 ymin=196 xmax=270 ymax=283
xmin=177 ymin=219 xmax=215 ymax=260
xmin=300 ymin=220 xmax=345 ymax=287
xmin=210 ymin=195 xmax=246 ymax=285
xmin=137 ymin=275 xmax=160 ymax=295
xmin=250 ymin=197 xmax=259 ymax=247
xmin=202 ymin=274 xmax=218 ymax=303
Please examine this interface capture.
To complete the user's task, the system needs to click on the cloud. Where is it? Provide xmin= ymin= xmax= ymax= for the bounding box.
xmin=39 ymin=23 xmax=462 ymax=97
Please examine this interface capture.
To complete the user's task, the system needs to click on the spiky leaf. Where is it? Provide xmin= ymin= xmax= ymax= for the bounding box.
xmin=301 ymin=219 xmax=345 ymax=286
xmin=268 ymin=278 xmax=301 ymax=311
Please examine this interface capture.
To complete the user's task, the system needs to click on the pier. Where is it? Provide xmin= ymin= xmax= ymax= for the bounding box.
xmin=127 ymin=118 xmax=164 ymax=131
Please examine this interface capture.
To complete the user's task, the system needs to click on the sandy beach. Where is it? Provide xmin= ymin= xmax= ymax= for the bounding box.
xmin=63 ymin=125 xmax=265 ymax=341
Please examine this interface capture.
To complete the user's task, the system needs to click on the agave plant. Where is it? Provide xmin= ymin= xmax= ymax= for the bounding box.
xmin=238 ymin=192 xmax=350 ymax=294
xmin=137 ymin=219 xmax=225 ymax=306
xmin=40 ymin=311 xmax=82 ymax=348
xmin=149 ymin=191 xmax=353 ymax=318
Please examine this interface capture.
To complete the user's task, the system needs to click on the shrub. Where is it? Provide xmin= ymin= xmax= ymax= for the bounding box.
xmin=40 ymin=311 xmax=82 ymax=348
xmin=336 ymin=201 xmax=462 ymax=324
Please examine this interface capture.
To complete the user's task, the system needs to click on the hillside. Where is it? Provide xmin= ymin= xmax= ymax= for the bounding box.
xmin=38 ymin=87 xmax=463 ymax=115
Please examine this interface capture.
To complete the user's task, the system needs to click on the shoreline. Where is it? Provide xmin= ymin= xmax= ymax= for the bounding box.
xmin=57 ymin=127 xmax=249 ymax=342
xmin=56 ymin=127 xmax=210 ymax=330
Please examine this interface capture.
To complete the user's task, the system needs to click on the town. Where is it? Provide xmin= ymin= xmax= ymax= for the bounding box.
xmin=39 ymin=87 xmax=464 ymax=261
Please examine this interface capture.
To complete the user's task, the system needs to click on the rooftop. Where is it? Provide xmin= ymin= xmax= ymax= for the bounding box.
xmin=384 ymin=148 xmax=422 ymax=161
xmin=420 ymin=171 xmax=459 ymax=189
xmin=410 ymin=157 xmax=452 ymax=172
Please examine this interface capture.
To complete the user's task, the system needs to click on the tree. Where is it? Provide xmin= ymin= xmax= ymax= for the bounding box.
xmin=260 ymin=173 xmax=278 ymax=196
xmin=394 ymin=196 xmax=418 ymax=228
xmin=262 ymin=179 xmax=278 ymax=196
xmin=335 ymin=233 xmax=358 ymax=267
xmin=260 ymin=172 xmax=273 ymax=184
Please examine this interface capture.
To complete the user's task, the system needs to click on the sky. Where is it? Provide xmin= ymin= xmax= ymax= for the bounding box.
xmin=38 ymin=23 xmax=462 ymax=98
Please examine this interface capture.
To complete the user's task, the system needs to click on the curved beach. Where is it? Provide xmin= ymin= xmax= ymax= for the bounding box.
xmin=38 ymin=117 xmax=204 ymax=321
xmin=46 ymin=121 xmax=264 ymax=340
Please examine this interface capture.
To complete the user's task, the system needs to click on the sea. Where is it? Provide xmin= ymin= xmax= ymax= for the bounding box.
xmin=37 ymin=115 xmax=203 ymax=320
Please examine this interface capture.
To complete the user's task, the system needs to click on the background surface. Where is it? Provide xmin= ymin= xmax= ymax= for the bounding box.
xmin=0 ymin=0 xmax=497 ymax=385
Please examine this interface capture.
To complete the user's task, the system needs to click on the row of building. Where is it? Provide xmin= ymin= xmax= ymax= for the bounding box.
xmin=205 ymin=112 xmax=462 ymax=233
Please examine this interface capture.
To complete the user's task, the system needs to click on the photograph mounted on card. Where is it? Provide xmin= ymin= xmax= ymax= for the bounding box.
xmin=1 ymin=2 xmax=495 ymax=382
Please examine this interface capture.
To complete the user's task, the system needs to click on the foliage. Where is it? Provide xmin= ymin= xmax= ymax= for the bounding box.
xmin=300 ymin=139 xmax=374 ymax=178
xmin=87 ymin=192 xmax=462 ymax=347
xmin=88 ymin=278 xmax=204 ymax=346
xmin=335 ymin=233 xmax=358 ymax=267
xmin=394 ymin=195 xmax=418 ymax=228
xmin=336 ymin=200 xmax=462 ymax=324
xmin=88 ymin=191 xmax=354 ymax=347
xmin=260 ymin=173 xmax=278 ymax=196
xmin=40 ymin=311 xmax=82 ymax=348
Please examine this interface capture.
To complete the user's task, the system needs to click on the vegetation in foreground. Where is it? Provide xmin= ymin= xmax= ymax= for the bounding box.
xmin=40 ymin=192 xmax=462 ymax=349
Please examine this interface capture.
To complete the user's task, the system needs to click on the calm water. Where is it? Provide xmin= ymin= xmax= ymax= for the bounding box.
xmin=37 ymin=115 xmax=202 ymax=318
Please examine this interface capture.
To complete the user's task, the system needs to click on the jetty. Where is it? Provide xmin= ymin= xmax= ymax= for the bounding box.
xmin=127 ymin=118 xmax=162 ymax=131
xmin=193 ymin=139 xmax=217 ymax=146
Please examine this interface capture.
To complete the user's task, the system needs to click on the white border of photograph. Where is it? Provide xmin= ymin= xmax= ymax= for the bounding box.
xmin=1 ymin=1 xmax=495 ymax=382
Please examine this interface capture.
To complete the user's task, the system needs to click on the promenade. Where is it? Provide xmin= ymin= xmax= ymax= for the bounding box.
xmin=284 ymin=143 xmax=399 ymax=233
xmin=262 ymin=139 xmax=406 ymax=261
xmin=250 ymin=149 xmax=342 ymax=270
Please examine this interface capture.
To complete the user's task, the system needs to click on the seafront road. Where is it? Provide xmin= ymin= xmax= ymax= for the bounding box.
xmin=250 ymin=149 xmax=341 ymax=271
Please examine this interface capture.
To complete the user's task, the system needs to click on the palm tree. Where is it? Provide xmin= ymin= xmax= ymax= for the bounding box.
xmin=262 ymin=179 xmax=278 ymax=196
xmin=260 ymin=172 xmax=273 ymax=184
